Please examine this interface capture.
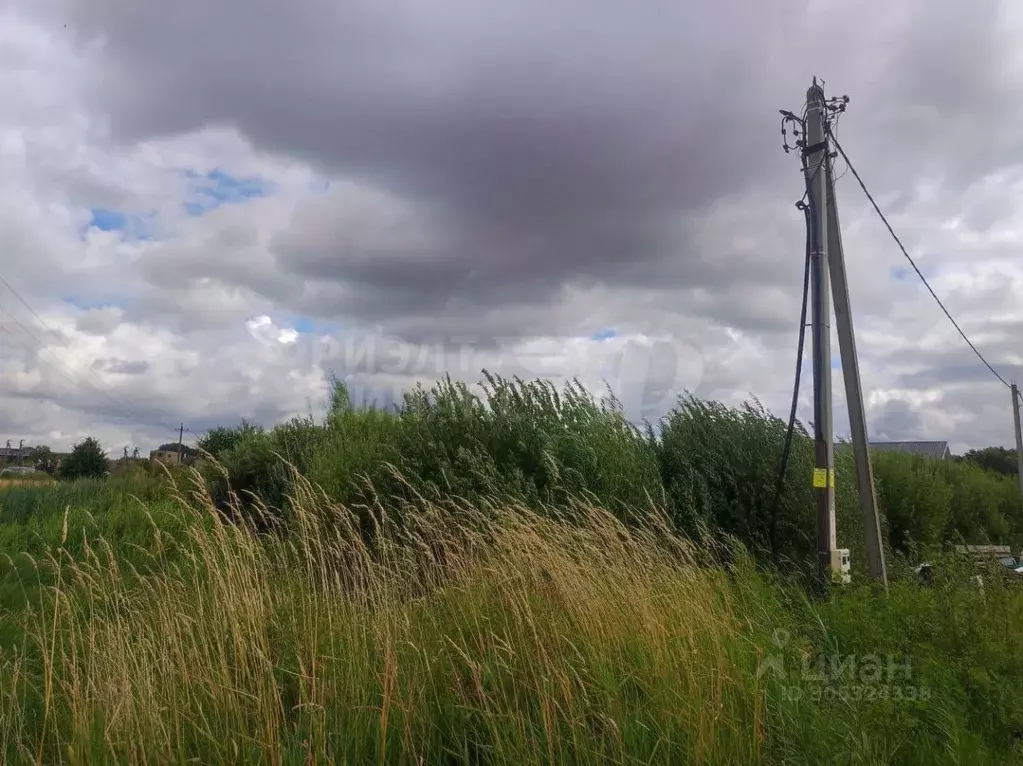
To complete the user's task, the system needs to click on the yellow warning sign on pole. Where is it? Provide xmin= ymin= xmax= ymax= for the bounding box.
xmin=812 ymin=468 xmax=835 ymax=488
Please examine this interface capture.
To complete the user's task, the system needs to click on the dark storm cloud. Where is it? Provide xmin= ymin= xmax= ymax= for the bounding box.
xmin=70 ymin=0 xmax=786 ymax=208
xmin=41 ymin=0 xmax=1021 ymax=338
xmin=39 ymin=0 xmax=800 ymax=324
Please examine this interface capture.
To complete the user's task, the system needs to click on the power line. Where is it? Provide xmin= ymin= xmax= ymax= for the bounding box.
xmin=0 ymin=277 xmax=151 ymax=399
xmin=0 ymin=307 xmax=181 ymax=434
xmin=826 ymin=127 xmax=1012 ymax=390
xmin=771 ymin=191 xmax=812 ymax=562
xmin=0 ymin=277 xmax=194 ymax=446
xmin=0 ymin=274 xmax=185 ymax=431
xmin=1 ymin=321 xmax=184 ymax=454
xmin=0 ymin=306 xmax=127 ymax=405
xmin=0 ymin=324 xmax=92 ymax=396
xmin=0 ymin=274 xmax=69 ymax=349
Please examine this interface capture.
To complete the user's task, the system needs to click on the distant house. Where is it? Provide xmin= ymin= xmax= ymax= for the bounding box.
xmin=149 ymin=449 xmax=184 ymax=467
xmin=150 ymin=444 xmax=203 ymax=469
xmin=868 ymin=441 xmax=951 ymax=460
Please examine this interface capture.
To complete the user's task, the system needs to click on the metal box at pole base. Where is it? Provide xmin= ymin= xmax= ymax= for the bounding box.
xmin=831 ymin=549 xmax=852 ymax=585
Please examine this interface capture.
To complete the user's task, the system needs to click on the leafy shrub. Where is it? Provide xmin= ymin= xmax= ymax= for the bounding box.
xmin=208 ymin=375 xmax=663 ymax=533
xmin=872 ymin=450 xmax=952 ymax=551
xmin=207 ymin=417 xmax=326 ymax=527
xmin=873 ymin=450 xmax=1023 ymax=553
xmin=58 ymin=437 xmax=109 ymax=481
xmin=197 ymin=420 xmax=265 ymax=460
xmin=657 ymin=396 xmax=822 ymax=571
xmin=390 ymin=374 xmax=663 ymax=514
xmin=304 ymin=400 xmax=401 ymax=507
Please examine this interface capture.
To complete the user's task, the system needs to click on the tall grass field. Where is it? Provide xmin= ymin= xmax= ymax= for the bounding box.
xmin=3 ymin=374 xmax=1023 ymax=764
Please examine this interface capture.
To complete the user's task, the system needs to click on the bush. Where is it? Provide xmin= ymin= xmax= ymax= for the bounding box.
xmin=304 ymin=400 xmax=401 ymax=507
xmin=208 ymin=375 xmax=664 ymax=534
xmin=58 ymin=437 xmax=109 ymax=481
xmin=872 ymin=450 xmax=1023 ymax=554
xmin=197 ymin=420 xmax=264 ymax=460
xmin=207 ymin=418 xmax=322 ymax=527
xmin=656 ymin=396 xmax=836 ymax=573
xmin=390 ymin=374 xmax=663 ymax=514
xmin=872 ymin=450 xmax=952 ymax=552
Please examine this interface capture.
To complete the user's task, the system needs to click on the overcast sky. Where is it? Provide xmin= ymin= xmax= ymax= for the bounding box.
xmin=1 ymin=0 xmax=1021 ymax=455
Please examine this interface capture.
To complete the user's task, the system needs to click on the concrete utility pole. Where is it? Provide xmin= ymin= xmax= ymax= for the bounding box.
xmin=805 ymin=80 xmax=838 ymax=584
xmin=178 ymin=423 xmax=184 ymax=465
xmin=1012 ymin=384 xmax=1023 ymax=505
xmin=825 ymin=141 xmax=889 ymax=589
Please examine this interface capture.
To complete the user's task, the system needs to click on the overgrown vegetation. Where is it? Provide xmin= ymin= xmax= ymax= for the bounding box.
xmin=2 ymin=373 xmax=1022 ymax=763
xmin=200 ymin=374 xmax=1023 ymax=572
xmin=960 ymin=445 xmax=1020 ymax=477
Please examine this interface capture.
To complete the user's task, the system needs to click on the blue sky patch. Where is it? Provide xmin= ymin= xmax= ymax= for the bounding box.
xmin=63 ymin=296 xmax=130 ymax=311
xmin=84 ymin=209 xmax=154 ymax=241
xmin=281 ymin=316 xmax=339 ymax=335
xmin=89 ymin=208 xmax=128 ymax=232
xmin=592 ymin=328 xmax=618 ymax=342
xmin=183 ymin=168 xmax=275 ymax=216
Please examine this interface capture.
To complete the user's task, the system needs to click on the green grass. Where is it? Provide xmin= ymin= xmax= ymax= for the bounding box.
xmin=2 ymin=374 xmax=1023 ymax=763
xmin=0 ymin=472 xmax=56 ymax=486
xmin=0 ymin=474 xmax=202 ymax=663
xmin=4 ymin=471 xmax=1023 ymax=763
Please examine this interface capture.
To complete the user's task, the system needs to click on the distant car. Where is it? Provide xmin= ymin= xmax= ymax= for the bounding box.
xmin=915 ymin=557 xmax=1023 ymax=587
xmin=995 ymin=557 xmax=1023 ymax=577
